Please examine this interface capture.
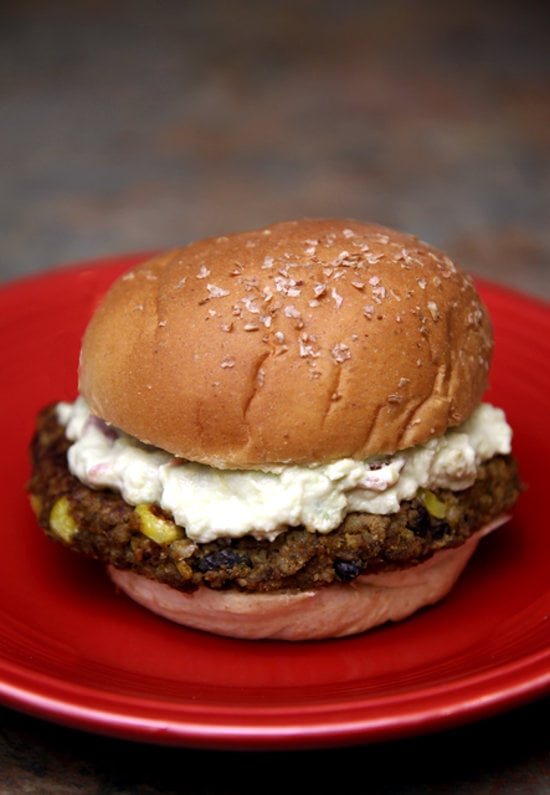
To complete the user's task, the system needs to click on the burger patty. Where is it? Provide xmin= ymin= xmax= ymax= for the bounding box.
xmin=28 ymin=404 xmax=522 ymax=594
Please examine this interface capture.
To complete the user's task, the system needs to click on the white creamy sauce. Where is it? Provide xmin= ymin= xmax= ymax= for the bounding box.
xmin=57 ymin=398 xmax=512 ymax=544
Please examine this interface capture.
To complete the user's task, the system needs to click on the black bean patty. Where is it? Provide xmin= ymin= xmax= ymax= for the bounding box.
xmin=28 ymin=404 xmax=522 ymax=594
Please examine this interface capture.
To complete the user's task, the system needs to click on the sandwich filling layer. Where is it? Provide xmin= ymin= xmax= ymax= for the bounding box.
xmin=28 ymin=403 xmax=522 ymax=594
xmin=57 ymin=398 xmax=511 ymax=543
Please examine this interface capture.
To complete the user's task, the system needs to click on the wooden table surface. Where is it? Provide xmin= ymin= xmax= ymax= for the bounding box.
xmin=1 ymin=1 xmax=548 ymax=792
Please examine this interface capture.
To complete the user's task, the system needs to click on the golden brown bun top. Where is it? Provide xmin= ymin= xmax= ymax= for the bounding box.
xmin=79 ymin=218 xmax=493 ymax=467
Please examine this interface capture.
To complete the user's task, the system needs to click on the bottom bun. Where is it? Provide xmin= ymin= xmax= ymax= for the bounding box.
xmin=107 ymin=518 xmax=509 ymax=641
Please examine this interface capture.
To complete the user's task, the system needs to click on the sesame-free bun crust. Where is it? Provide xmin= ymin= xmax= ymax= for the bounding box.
xmin=107 ymin=519 xmax=507 ymax=640
xmin=80 ymin=219 xmax=493 ymax=467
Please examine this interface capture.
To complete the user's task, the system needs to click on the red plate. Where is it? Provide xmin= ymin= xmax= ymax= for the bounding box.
xmin=0 ymin=255 xmax=548 ymax=750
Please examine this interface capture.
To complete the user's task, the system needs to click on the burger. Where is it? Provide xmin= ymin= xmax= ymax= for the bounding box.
xmin=28 ymin=219 xmax=522 ymax=640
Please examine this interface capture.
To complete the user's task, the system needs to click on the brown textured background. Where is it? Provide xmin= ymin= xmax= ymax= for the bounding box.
xmin=1 ymin=0 xmax=549 ymax=299
xmin=1 ymin=1 xmax=549 ymax=792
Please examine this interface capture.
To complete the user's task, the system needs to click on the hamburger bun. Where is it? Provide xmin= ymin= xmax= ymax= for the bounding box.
xmin=107 ymin=518 xmax=508 ymax=640
xmin=79 ymin=218 xmax=493 ymax=468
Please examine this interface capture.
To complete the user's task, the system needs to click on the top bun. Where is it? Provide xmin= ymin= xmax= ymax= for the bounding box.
xmin=79 ymin=219 xmax=493 ymax=468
